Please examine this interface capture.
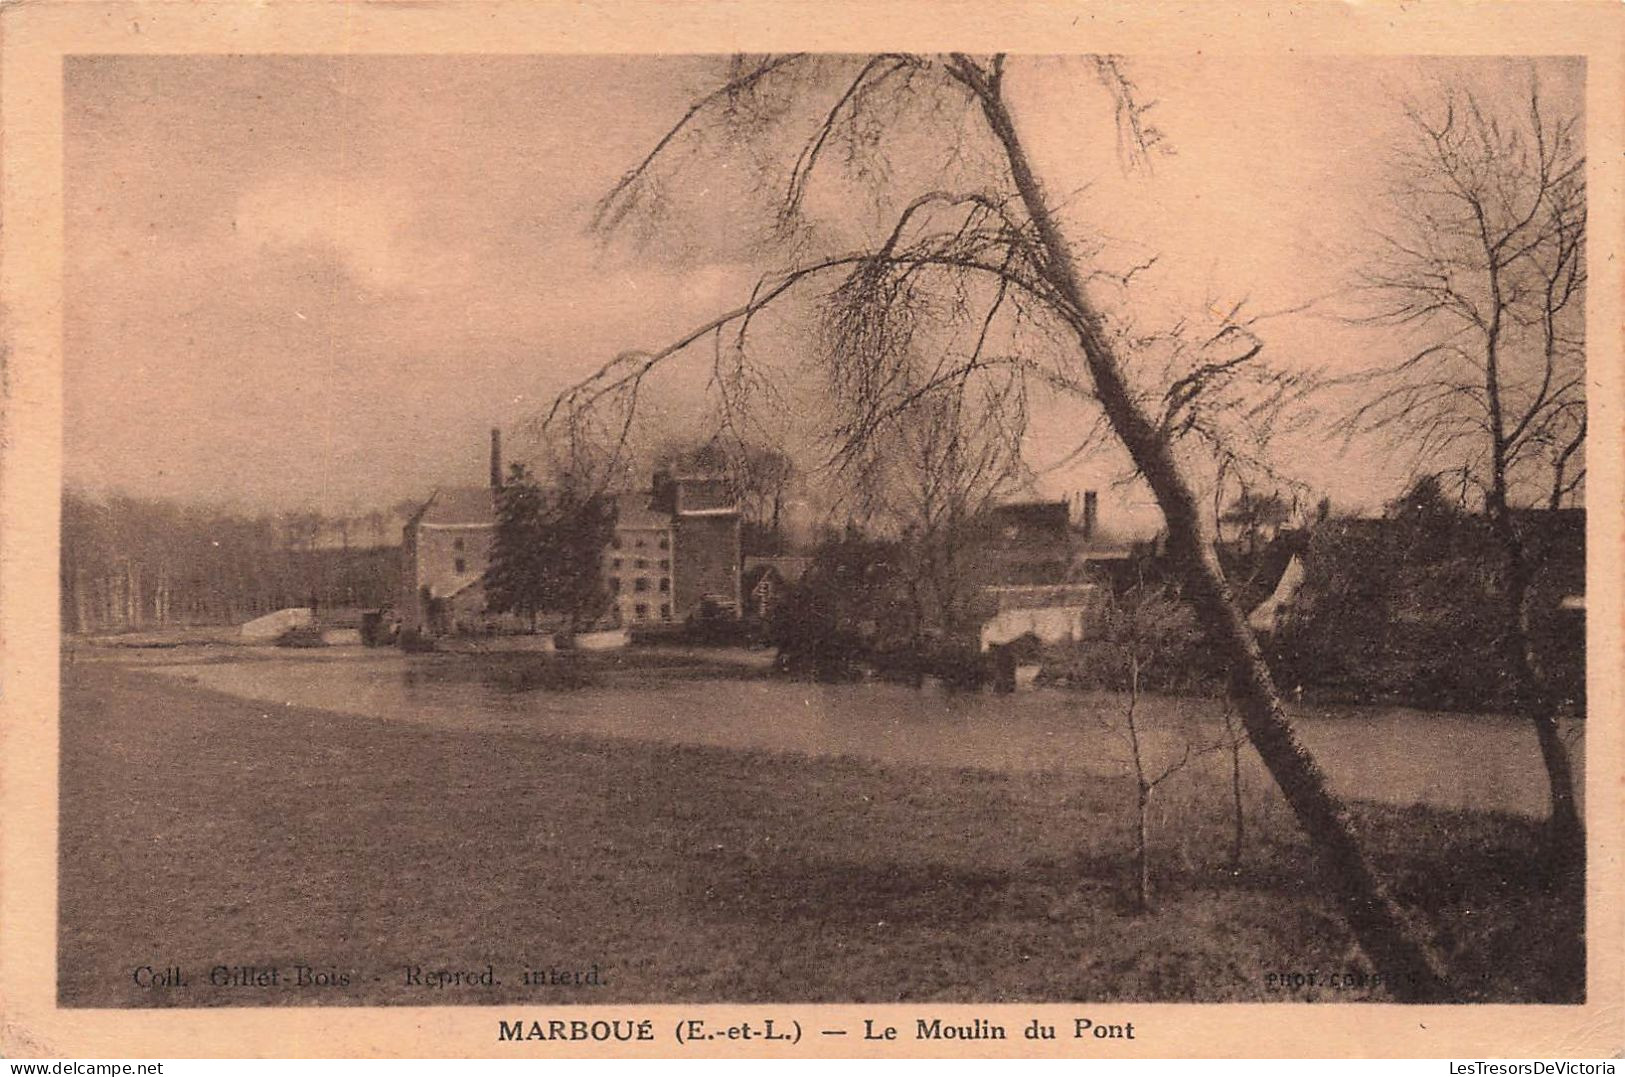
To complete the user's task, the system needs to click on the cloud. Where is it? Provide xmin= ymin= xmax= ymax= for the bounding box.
xmin=62 ymin=54 xmax=1583 ymax=517
xmin=231 ymin=173 xmax=462 ymax=295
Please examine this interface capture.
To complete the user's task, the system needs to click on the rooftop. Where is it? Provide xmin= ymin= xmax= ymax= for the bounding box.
xmin=414 ymin=486 xmax=496 ymax=527
xmin=614 ymin=491 xmax=672 ymax=531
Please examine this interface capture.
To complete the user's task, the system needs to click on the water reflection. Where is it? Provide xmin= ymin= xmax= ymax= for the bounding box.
xmin=151 ymin=651 xmax=1583 ymax=819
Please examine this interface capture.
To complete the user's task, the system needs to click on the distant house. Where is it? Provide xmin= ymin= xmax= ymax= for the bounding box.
xmin=1246 ymin=553 xmax=1307 ymax=634
xmin=399 ymin=432 xmax=743 ymax=634
xmin=970 ymin=494 xmax=1111 ymax=651
xmin=975 ymin=499 xmax=1076 ymax=585
xmin=1217 ymin=526 xmax=1313 ymax=633
xmin=976 ymin=491 xmax=1145 ymax=585
xmin=742 ymin=555 xmax=812 ymax=623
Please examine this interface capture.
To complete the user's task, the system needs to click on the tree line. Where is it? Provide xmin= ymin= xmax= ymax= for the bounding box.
xmin=1270 ymin=478 xmax=1584 ymax=713
xmin=61 ymin=490 xmax=402 ymax=632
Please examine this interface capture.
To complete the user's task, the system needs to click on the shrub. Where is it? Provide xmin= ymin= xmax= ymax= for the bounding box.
xmin=273 ymin=625 xmax=327 ymax=648
xmin=397 ymin=626 xmax=437 ymax=653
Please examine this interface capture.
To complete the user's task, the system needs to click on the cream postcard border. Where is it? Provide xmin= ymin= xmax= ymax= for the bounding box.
xmin=2 ymin=0 xmax=1621 ymax=1059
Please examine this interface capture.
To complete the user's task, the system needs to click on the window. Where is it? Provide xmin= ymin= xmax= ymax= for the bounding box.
xmin=634 ymin=578 xmax=650 ymax=592
xmin=612 ymin=558 xmax=622 ymax=569
xmin=634 ymin=603 xmax=648 ymax=620
xmin=658 ymin=558 xmax=670 ymax=570
xmin=659 ymin=578 xmax=670 ymax=593
xmin=611 ymin=536 xmax=622 ymax=550
xmin=608 ymin=576 xmax=621 ymax=593
xmin=453 ymin=537 xmax=465 ymax=551
xmin=660 ymin=604 xmax=671 ymax=621
xmin=658 ymin=534 xmax=670 ymax=550
xmin=635 ymin=537 xmax=646 ymax=548
xmin=454 ymin=558 xmax=466 ymax=574
xmin=635 ymin=558 xmax=648 ymax=569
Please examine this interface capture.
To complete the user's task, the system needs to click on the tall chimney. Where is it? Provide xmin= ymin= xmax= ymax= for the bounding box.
xmin=1083 ymin=490 xmax=1098 ymax=541
xmin=490 ymin=427 xmax=502 ymax=489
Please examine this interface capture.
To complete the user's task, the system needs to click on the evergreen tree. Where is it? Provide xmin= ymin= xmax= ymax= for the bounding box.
xmin=547 ymin=480 xmax=618 ymax=632
xmin=484 ymin=464 xmax=618 ymax=632
xmin=484 ymin=463 xmax=549 ymax=630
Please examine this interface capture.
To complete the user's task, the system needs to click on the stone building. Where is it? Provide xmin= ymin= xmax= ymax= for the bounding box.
xmin=399 ymin=432 xmax=742 ymax=633
xmin=605 ymin=492 xmax=676 ymax=626
xmin=656 ymin=471 xmax=743 ymax=622
xmin=399 ymin=485 xmax=497 ymax=634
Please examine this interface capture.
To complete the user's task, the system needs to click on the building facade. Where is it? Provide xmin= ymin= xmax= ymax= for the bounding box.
xmin=399 ymin=486 xmax=498 ymax=634
xmin=606 ymin=493 xmax=676 ymax=626
xmin=399 ymin=435 xmax=742 ymax=633
xmin=653 ymin=471 xmax=744 ymax=623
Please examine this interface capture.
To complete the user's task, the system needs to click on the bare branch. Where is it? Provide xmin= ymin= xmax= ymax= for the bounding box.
xmin=592 ymin=53 xmax=808 ymax=233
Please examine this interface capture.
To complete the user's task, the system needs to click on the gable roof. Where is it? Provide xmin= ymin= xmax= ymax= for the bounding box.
xmin=744 ymin=555 xmax=812 ymax=585
xmin=414 ymin=486 xmax=497 ymax=527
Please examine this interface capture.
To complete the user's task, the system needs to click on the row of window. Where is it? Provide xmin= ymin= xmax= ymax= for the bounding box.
xmin=610 ymin=557 xmax=670 ymax=571
xmin=451 ymin=558 xmax=675 ymax=580
xmin=628 ymin=602 xmax=673 ymax=622
xmin=450 ymin=543 xmax=670 ymax=578
xmin=608 ymin=576 xmax=670 ymax=594
xmin=610 ymin=533 xmax=670 ymax=551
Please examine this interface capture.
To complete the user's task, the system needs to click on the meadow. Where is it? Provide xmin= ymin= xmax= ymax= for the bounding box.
xmin=58 ymin=660 xmax=1582 ymax=1006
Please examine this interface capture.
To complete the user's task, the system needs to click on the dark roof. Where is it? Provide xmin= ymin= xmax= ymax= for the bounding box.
xmin=970 ymin=500 xmax=1075 ymax=586
xmin=1219 ymin=527 xmax=1311 ymax=600
xmin=673 ymin=475 xmax=737 ymax=514
xmin=414 ymin=487 xmax=496 ymax=527
xmin=983 ymin=500 xmax=1070 ymax=541
xmin=742 ymin=564 xmax=780 ymax=592
xmin=744 ymin=555 xmax=811 ymax=583
xmin=614 ymin=491 xmax=671 ymax=530
xmin=1298 ymin=507 xmax=1583 ymax=601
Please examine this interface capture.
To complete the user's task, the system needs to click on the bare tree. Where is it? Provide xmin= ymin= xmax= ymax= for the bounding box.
xmin=1096 ymin=585 xmax=1207 ymax=911
xmin=1216 ymin=699 xmax=1250 ymax=872
xmin=1349 ymin=76 xmax=1585 ymax=869
xmin=852 ymin=377 xmax=1026 ymax=638
xmin=546 ymin=54 xmax=1450 ymax=997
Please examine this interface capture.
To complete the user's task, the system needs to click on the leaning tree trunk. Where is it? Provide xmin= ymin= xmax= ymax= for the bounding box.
xmin=971 ymin=73 xmax=1452 ymax=1000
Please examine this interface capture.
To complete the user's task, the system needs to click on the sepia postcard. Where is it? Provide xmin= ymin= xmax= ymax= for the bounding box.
xmin=1 ymin=0 xmax=1622 ymax=1060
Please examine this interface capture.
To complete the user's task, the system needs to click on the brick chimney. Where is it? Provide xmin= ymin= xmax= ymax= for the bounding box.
xmin=490 ymin=428 xmax=502 ymax=489
xmin=1082 ymin=490 xmax=1098 ymax=541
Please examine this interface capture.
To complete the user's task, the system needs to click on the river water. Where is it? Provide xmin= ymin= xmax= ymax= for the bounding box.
xmin=146 ymin=648 xmax=1583 ymax=818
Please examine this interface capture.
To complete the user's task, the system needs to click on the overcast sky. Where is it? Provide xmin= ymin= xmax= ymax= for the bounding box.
xmin=63 ymin=53 xmax=1582 ymax=529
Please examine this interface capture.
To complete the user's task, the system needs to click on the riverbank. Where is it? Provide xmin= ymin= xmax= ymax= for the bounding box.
xmin=137 ymin=646 xmax=1578 ymax=818
xmin=59 ymin=662 xmax=1580 ymax=1006
xmin=67 ymin=635 xmax=777 ymax=677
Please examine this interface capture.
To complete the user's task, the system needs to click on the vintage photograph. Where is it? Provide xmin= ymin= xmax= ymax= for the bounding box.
xmin=56 ymin=50 xmax=1588 ymax=1011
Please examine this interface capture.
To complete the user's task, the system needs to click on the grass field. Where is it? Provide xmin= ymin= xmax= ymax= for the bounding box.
xmin=58 ymin=661 xmax=1582 ymax=1006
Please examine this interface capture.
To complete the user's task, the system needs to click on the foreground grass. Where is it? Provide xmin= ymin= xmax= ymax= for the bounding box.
xmin=58 ymin=662 xmax=1580 ymax=1006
